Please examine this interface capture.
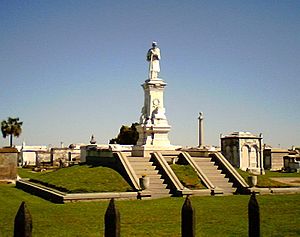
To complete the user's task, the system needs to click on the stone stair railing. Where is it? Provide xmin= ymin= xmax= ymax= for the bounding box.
xmin=211 ymin=152 xmax=249 ymax=194
xmin=180 ymin=152 xmax=215 ymax=190
xmin=114 ymin=152 xmax=141 ymax=191
xmin=151 ymin=152 xmax=192 ymax=196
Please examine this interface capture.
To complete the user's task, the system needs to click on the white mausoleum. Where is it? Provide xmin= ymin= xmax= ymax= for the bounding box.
xmin=221 ymin=132 xmax=264 ymax=174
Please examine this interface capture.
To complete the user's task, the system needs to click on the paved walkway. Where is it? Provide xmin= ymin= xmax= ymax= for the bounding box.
xmin=270 ymin=177 xmax=300 ymax=186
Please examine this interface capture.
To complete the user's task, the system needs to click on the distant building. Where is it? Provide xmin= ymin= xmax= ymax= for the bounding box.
xmin=263 ymin=148 xmax=289 ymax=171
xmin=17 ymin=142 xmax=81 ymax=166
xmin=221 ymin=132 xmax=264 ymax=174
xmin=283 ymin=148 xmax=300 ymax=172
xmin=50 ymin=145 xmax=81 ymax=165
xmin=17 ymin=143 xmax=49 ymax=166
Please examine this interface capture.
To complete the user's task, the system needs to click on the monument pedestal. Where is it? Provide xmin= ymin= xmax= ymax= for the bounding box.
xmin=136 ymin=123 xmax=171 ymax=146
xmin=133 ymin=77 xmax=177 ymax=157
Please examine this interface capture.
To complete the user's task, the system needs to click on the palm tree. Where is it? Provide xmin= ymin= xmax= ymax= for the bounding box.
xmin=1 ymin=117 xmax=23 ymax=147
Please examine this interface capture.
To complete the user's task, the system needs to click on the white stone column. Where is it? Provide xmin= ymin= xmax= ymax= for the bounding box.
xmin=198 ymin=112 xmax=204 ymax=148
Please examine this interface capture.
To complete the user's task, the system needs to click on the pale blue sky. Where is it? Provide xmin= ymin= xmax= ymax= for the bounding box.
xmin=0 ymin=1 xmax=299 ymax=148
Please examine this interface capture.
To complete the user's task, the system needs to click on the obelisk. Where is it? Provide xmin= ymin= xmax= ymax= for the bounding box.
xmin=198 ymin=112 xmax=204 ymax=148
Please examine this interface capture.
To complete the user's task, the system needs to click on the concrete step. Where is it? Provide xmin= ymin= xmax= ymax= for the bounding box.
xmin=224 ymin=187 xmax=237 ymax=192
xmin=130 ymin=167 xmax=154 ymax=171
xmin=128 ymin=160 xmax=153 ymax=164
xmin=130 ymin=165 xmax=154 ymax=170
xmin=207 ymin=179 xmax=229 ymax=184
xmin=194 ymin=163 xmax=218 ymax=168
xmin=140 ymin=185 xmax=167 ymax=191
xmin=204 ymin=173 xmax=224 ymax=178
xmin=125 ymin=153 xmax=172 ymax=199
xmin=131 ymin=168 xmax=155 ymax=173
xmin=213 ymin=184 xmax=233 ymax=190
xmin=134 ymin=172 xmax=159 ymax=176
xmin=220 ymin=189 xmax=236 ymax=194
xmin=147 ymin=180 xmax=166 ymax=185
xmin=211 ymin=183 xmax=231 ymax=188
xmin=149 ymin=189 xmax=170 ymax=194
xmin=127 ymin=157 xmax=151 ymax=162
xmin=219 ymin=186 xmax=235 ymax=191
xmin=129 ymin=162 xmax=153 ymax=166
xmin=149 ymin=189 xmax=169 ymax=193
xmin=193 ymin=158 xmax=212 ymax=162
xmin=191 ymin=155 xmax=236 ymax=195
xmin=213 ymin=182 xmax=233 ymax=187
xmin=194 ymin=162 xmax=217 ymax=166
xmin=208 ymin=177 xmax=230 ymax=182
xmin=129 ymin=164 xmax=155 ymax=169
xmin=195 ymin=165 xmax=219 ymax=170
xmin=194 ymin=161 xmax=216 ymax=165
xmin=149 ymin=185 xmax=169 ymax=190
xmin=129 ymin=160 xmax=153 ymax=164
xmin=151 ymin=194 xmax=172 ymax=199
xmin=201 ymin=170 xmax=223 ymax=175
xmin=137 ymin=176 xmax=164 ymax=182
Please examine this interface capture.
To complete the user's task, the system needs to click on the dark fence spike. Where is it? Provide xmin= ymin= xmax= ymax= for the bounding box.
xmin=105 ymin=198 xmax=120 ymax=237
xmin=14 ymin=201 xmax=32 ymax=237
xmin=181 ymin=195 xmax=196 ymax=237
xmin=248 ymin=192 xmax=260 ymax=237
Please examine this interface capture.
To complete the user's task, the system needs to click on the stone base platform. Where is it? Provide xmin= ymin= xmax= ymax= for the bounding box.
xmin=132 ymin=145 xmax=181 ymax=157
xmin=16 ymin=179 xmax=151 ymax=203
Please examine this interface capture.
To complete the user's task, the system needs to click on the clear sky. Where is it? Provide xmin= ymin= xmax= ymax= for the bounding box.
xmin=0 ymin=1 xmax=299 ymax=148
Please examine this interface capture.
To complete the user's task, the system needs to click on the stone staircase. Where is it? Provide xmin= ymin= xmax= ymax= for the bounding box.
xmin=192 ymin=157 xmax=236 ymax=195
xmin=127 ymin=156 xmax=171 ymax=198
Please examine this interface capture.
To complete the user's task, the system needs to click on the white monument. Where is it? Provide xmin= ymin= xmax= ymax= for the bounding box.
xmin=132 ymin=42 xmax=177 ymax=157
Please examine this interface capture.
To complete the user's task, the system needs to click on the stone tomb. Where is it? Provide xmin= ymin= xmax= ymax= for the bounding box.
xmin=221 ymin=132 xmax=264 ymax=174
xmin=263 ymin=148 xmax=289 ymax=171
xmin=0 ymin=147 xmax=18 ymax=182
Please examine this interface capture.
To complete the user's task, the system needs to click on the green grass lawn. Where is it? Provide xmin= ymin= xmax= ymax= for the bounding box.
xmin=18 ymin=165 xmax=133 ymax=193
xmin=18 ymin=167 xmax=55 ymax=179
xmin=170 ymin=164 xmax=207 ymax=189
xmin=0 ymin=184 xmax=300 ymax=236
xmin=237 ymin=169 xmax=300 ymax=187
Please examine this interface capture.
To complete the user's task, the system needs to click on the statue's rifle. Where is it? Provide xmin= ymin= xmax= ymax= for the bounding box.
xmin=149 ymin=51 xmax=153 ymax=79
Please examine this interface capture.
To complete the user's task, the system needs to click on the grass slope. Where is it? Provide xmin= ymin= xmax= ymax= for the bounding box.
xmin=237 ymin=169 xmax=300 ymax=187
xmin=18 ymin=165 xmax=133 ymax=193
xmin=1 ymin=184 xmax=300 ymax=236
xmin=170 ymin=164 xmax=206 ymax=189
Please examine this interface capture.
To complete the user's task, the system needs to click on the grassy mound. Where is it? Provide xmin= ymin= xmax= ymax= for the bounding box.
xmin=18 ymin=165 xmax=133 ymax=193
xmin=170 ymin=164 xmax=206 ymax=189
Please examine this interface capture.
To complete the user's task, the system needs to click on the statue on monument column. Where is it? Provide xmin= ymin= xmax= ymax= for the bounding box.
xmin=147 ymin=41 xmax=161 ymax=79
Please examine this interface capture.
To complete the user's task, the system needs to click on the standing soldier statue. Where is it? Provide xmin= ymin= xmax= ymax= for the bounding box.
xmin=147 ymin=41 xmax=161 ymax=79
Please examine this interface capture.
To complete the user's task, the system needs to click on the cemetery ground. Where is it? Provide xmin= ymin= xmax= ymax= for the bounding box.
xmin=1 ymin=186 xmax=300 ymax=236
xmin=1 ymin=166 xmax=300 ymax=236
